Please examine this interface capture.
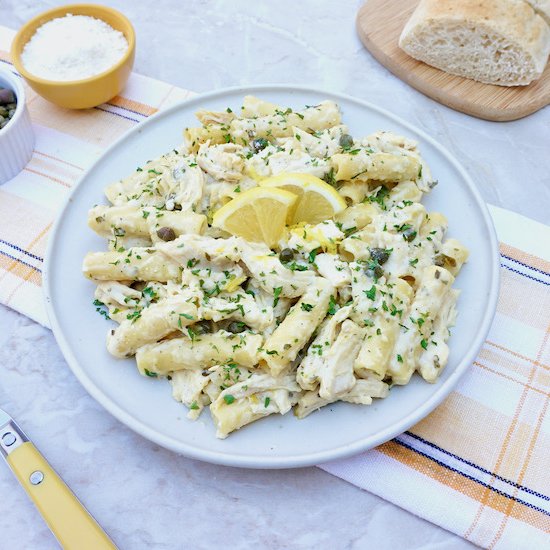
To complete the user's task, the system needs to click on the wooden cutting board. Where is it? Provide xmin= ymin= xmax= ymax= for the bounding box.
xmin=356 ymin=0 xmax=550 ymax=121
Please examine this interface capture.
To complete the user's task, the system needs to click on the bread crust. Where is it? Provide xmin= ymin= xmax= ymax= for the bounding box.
xmin=524 ymin=0 xmax=550 ymax=26
xmin=399 ymin=0 xmax=550 ymax=86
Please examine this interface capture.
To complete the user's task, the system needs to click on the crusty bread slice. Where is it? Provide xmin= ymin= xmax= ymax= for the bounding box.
xmin=399 ymin=0 xmax=550 ymax=86
xmin=525 ymin=0 xmax=550 ymax=26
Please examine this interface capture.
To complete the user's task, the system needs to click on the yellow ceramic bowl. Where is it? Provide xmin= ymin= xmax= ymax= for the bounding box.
xmin=10 ymin=4 xmax=135 ymax=109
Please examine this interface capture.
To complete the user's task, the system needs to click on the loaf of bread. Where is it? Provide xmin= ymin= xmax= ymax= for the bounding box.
xmin=399 ymin=0 xmax=550 ymax=86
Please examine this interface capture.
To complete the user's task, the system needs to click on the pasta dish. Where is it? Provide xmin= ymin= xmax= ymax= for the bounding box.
xmin=83 ymin=96 xmax=468 ymax=438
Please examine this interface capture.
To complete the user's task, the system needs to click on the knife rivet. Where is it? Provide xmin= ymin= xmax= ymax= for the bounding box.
xmin=2 ymin=432 xmax=16 ymax=447
xmin=30 ymin=471 xmax=44 ymax=485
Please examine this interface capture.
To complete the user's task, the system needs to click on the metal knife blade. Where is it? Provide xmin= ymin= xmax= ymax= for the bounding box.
xmin=0 ymin=407 xmax=28 ymax=458
xmin=0 ymin=407 xmax=10 ymax=427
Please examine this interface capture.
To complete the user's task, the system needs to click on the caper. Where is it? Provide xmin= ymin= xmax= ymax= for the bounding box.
xmin=402 ymin=227 xmax=417 ymax=242
xmin=0 ymin=88 xmax=15 ymax=104
xmin=157 ymin=227 xmax=176 ymax=241
xmin=8 ymin=109 xmax=15 ymax=118
xmin=0 ymin=119 xmax=8 ymax=129
xmin=366 ymin=265 xmax=384 ymax=279
xmin=194 ymin=320 xmax=213 ymax=335
xmin=339 ymin=134 xmax=354 ymax=149
xmin=227 ymin=321 xmax=247 ymax=334
xmin=370 ymin=247 xmax=390 ymax=265
xmin=251 ymin=137 xmax=269 ymax=152
xmin=279 ymin=248 xmax=294 ymax=263
xmin=0 ymin=106 xmax=7 ymax=117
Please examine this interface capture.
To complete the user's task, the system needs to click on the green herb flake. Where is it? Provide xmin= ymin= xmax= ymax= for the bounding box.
xmin=178 ymin=312 xmax=195 ymax=329
xmin=126 ymin=310 xmax=142 ymax=323
xmin=224 ymin=394 xmax=235 ymax=405
xmin=327 ymin=295 xmax=338 ymax=315
xmin=273 ymin=286 xmax=283 ymax=307
xmin=322 ymin=167 xmax=336 ymax=186
xmin=308 ymin=248 xmax=319 ymax=264
xmin=365 ymin=285 xmax=376 ymax=300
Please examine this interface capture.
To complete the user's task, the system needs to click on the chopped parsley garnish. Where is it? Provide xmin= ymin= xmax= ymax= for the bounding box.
xmin=366 ymin=186 xmax=389 ymax=210
xmin=93 ymin=299 xmax=110 ymax=320
xmin=286 ymin=262 xmax=308 ymax=272
xmin=365 ymin=285 xmax=376 ymax=300
xmin=308 ymin=248 xmax=320 ymax=264
xmin=273 ymin=286 xmax=283 ymax=307
xmin=144 ymin=369 xmax=157 ymax=377
xmin=264 ymin=397 xmax=271 ymax=408
xmin=420 ymin=339 xmax=428 ymax=350
xmin=126 ymin=310 xmax=142 ymax=323
xmin=224 ymin=394 xmax=235 ymax=405
xmin=301 ymin=303 xmax=314 ymax=312
xmin=178 ymin=312 xmax=194 ymax=328
xmin=390 ymin=303 xmax=402 ymax=317
xmin=327 ymin=295 xmax=338 ymax=315
xmin=142 ymin=286 xmax=158 ymax=302
xmin=322 ymin=167 xmax=336 ymax=185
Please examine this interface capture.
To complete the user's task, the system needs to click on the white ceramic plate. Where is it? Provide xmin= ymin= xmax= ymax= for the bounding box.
xmin=44 ymin=86 xmax=499 ymax=468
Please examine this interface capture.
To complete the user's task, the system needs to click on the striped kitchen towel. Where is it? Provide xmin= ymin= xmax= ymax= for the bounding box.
xmin=321 ymin=208 xmax=550 ymax=549
xmin=0 ymin=23 xmax=549 ymax=550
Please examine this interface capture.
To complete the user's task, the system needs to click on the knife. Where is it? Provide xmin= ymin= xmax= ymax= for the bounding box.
xmin=0 ymin=407 xmax=117 ymax=549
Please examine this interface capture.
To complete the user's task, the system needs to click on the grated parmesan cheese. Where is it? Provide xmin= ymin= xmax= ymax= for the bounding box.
xmin=21 ymin=14 xmax=129 ymax=81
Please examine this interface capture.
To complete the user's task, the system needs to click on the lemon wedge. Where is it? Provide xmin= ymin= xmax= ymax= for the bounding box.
xmin=260 ymin=173 xmax=346 ymax=224
xmin=212 ymin=187 xmax=297 ymax=247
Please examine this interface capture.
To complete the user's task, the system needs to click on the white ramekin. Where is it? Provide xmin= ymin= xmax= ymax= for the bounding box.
xmin=0 ymin=66 xmax=35 ymax=184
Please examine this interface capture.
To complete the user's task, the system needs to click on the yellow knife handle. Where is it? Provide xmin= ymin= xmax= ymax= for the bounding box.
xmin=6 ymin=441 xmax=117 ymax=550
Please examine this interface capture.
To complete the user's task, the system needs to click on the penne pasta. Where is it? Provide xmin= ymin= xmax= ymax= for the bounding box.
xmin=83 ymin=95 xmax=468 ymax=438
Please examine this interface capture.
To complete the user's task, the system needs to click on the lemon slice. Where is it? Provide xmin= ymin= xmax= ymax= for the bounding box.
xmin=212 ymin=187 xmax=297 ymax=247
xmin=260 ymin=173 xmax=346 ymax=224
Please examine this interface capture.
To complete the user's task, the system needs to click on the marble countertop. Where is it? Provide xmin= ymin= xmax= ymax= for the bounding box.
xmin=1 ymin=0 xmax=548 ymax=548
